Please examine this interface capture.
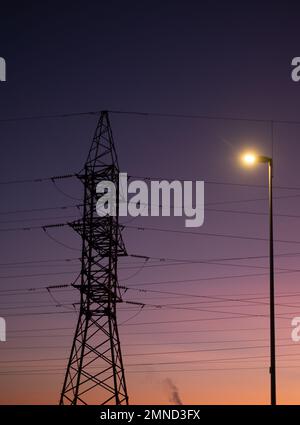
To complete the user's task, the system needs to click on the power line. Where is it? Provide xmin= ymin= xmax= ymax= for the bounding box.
xmin=0 ymin=308 xmax=291 ymax=320
xmin=2 ymin=351 xmax=300 ymax=367
xmin=0 ymin=173 xmax=77 ymax=185
xmin=0 ymin=295 xmax=296 ymax=312
xmin=0 ymin=270 xmax=76 ymax=279
xmin=108 ymin=109 xmax=300 ymax=126
xmin=51 ymin=178 xmax=81 ymax=201
xmin=127 ymin=254 xmax=299 ymax=274
xmin=0 ymin=204 xmax=81 ymax=216
xmin=1 ymin=248 xmax=300 ymax=271
xmin=132 ymin=174 xmax=300 ymax=193
xmin=42 ymin=226 xmax=80 ymax=251
xmin=0 ymin=222 xmax=68 ymax=232
xmin=9 ymin=327 xmax=75 ymax=334
xmin=2 ymin=311 xmax=76 ymax=318
xmin=0 ymin=215 xmax=79 ymax=226
xmin=0 ymin=167 xmax=300 ymax=193
xmin=3 ymin=270 xmax=300 ymax=301
xmin=0 ymin=342 xmax=297 ymax=355
xmin=5 ymin=335 xmax=292 ymax=345
xmin=0 ymin=111 xmax=100 ymax=123
xmin=6 ymin=325 xmax=284 ymax=335
xmin=207 ymin=207 xmax=300 ymax=220
xmin=128 ymin=352 xmax=300 ymax=367
xmin=123 ymin=269 xmax=300 ymax=287
xmin=0 ymin=199 xmax=300 ymax=223
xmin=0 ymin=257 xmax=79 ymax=267
xmin=125 ymin=224 xmax=300 ymax=245
xmin=119 ymin=303 xmax=297 ymax=319
xmin=2 ymin=365 xmax=300 ymax=377
xmin=122 ymin=286 xmax=300 ymax=309
xmin=0 ymin=107 xmax=299 ymax=126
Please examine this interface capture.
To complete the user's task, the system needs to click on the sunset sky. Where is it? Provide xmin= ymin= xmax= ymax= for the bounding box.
xmin=1 ymin=1 xmax=300 ymax=405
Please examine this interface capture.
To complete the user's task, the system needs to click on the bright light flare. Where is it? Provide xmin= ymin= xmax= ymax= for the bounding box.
xmin=242 ymin=152 xmax=257 ymax=166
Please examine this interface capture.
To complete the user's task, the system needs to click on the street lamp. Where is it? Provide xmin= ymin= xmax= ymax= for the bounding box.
xmin=241 ymin=152 xmax=276 ymax=406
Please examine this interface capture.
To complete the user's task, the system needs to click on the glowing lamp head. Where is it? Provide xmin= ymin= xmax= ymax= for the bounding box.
xmin=242 ymin=152 xmax=257 ymax=166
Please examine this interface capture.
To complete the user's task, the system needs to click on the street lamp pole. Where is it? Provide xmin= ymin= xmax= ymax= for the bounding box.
xmin=268 ymin=157 xmax=276 ymax=406
xmin=242 ymin=153 xmax=276 ymax=405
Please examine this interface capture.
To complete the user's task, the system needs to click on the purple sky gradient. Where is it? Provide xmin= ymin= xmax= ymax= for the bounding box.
xmin=1 ymin=1 xmax=300 ymax=404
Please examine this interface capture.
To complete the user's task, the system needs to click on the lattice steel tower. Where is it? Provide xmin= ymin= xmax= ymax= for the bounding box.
xmin=60 ymin=111 xmax=128 ymax=405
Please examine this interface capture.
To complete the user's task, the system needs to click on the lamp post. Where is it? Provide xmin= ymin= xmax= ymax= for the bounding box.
xmin=242 ymin=152 xmax=276 ymax=405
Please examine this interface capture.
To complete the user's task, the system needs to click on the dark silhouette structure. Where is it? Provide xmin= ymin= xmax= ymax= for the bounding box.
xmin=60 ymin=111 xmax=128 ymax=405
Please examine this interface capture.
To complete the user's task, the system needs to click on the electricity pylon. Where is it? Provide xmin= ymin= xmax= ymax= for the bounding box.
xmin=60 ymin=111 xmax=128 ymax=405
